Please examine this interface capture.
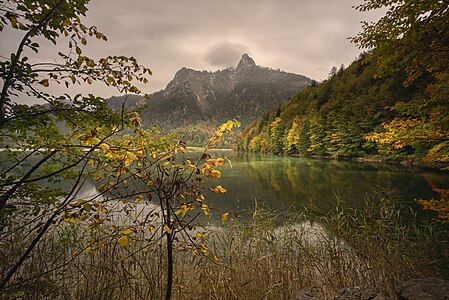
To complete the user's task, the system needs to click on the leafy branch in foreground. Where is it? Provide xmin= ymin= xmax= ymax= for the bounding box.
xmin=0 ymin=0 xmax=151 ymax=126
xmin=79 ymin=116 xmax=240 ymax=300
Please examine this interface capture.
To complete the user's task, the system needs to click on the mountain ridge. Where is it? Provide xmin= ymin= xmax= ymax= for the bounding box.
xmin=108 ymin=54 xmax=313 ymax=130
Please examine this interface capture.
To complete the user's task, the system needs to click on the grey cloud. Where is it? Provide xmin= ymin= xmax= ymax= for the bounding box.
xmin=1 ymin=0 xmax=384 ymax=102
xmin=204 ymin=42 xmax=249 ymax=68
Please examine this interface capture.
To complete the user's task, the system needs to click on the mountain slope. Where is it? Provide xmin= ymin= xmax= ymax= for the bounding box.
xmin=236 ymin=55 xmax=437 ymax=161
xmin=138 ymin=54 xmax=312 ymax=128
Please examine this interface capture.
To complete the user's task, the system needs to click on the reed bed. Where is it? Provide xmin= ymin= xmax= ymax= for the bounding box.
xmin=1 ymin=191 xmax=447 ymax=299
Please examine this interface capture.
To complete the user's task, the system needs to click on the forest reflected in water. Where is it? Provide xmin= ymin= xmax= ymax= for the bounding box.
xmin=6 ymin=150 xmax=448 ymax=220
xmin=205 ymin=151 xmax=449 ymax=217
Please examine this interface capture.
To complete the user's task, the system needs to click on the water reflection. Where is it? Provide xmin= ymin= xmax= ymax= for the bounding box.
xmin=206 ymin=151 xmax=449 ymax=214
xmin=3 ymin=150 xmax=448 ymax=219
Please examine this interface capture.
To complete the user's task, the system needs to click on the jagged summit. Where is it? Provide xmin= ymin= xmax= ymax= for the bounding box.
xmin=236 ymin=53 xmax=256 ymax=70
xmin=111 ymin=54 xmax=313 ymax=129
xmin=173 ymin=67 xmax=196 ymax=80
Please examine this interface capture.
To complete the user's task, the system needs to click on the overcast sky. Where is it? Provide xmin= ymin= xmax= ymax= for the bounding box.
xmin=1 ymin=0 xmax=383 ymax=103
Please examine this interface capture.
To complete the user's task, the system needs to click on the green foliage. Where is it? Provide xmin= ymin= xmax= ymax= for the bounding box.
xmin=352 ymin=0 xmax=449 ymax=163
xmin=238 ymin=0 xmax=449 ymax=165
xmin=237 ymin=59 xmax=415 ymax=159
xmin=0 ymin=0 xmax=151 ymax=126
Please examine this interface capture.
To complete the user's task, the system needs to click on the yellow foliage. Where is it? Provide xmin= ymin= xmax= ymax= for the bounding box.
xmin=204 ymin=158 xmax=226 ymax=169
xmin=210 ymin=185 xmax=227 ymax=194
xmin=117 ymin=235 xmax=129 ymax=247
xmin=175 ymin=204 xmax=189 ymax=217
xmin=206 ymin=169 xmax=221 ymax=178
xmin=417 ymin=189 xmax=449 ymax=223
xmin=98 ymin=143 xmax=110 ymax=152
xmin=121 ymin=226 xmax=135 ymax=235
xmin=201 ymin=204 xmax=210 ymax=216
xmin=220 ymin=212 xmax=229 ymax=223
xmin=125 ymin=151 xmax=138 ymax=165
xmin=164 ymin=224 xmax=173 ymax=235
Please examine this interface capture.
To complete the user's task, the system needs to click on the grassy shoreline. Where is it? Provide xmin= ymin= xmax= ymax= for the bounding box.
xmin=1 ymin=191 xmax=448 ymax=299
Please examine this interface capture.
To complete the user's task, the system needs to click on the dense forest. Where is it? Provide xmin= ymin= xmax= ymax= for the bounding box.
xmin=237 ymin=55 xmax=449 ymax=164
xmin=237 ymin=1 xmax=449 ymax=167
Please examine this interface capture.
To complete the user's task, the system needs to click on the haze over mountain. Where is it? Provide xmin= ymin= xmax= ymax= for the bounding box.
xmin=108 ymin=54 xmax=312 ymax=129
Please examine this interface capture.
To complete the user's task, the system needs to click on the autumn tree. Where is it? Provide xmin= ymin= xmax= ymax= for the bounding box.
xmin=352 ymin=0 xmax=449 ymax=222
xmin=353 ymin=0 xmax=449 ymax=163
xmin=0 ymin=1 xmax=232 ymax=298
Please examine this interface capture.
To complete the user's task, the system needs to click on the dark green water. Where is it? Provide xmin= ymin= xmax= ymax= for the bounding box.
xmin=3 ymin=150 xmax=449 ymax=218
xmin=204 ymin=151 xmax=449 ymax=215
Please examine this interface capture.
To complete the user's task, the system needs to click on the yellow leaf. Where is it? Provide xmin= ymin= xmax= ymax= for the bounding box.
xmin=121 ymin=227 xmax=135 ymax=235
xmin=157 ymin=154 xmax=173 ymax=163
xmin=134 ymin=195 xmax=143 ymax=204
xmin=83 ymin=203 xmax=92 ymax=212
xmin=97 ymin=206 xmax=108 ymax=213
xmin=98 ymin=183 xmax=110 ymax=192
xmin=181 ymin=204 xmax=189 ymax=217
xmin=117 ymin=235 xmax=129 ymax=247
xmin=99 ymin=143 xmax=109 ymax=151
xmin=105 ymin=151 xmax=115 ymax=159
xmin=206 ymin=169 xmax=221 ymax=178
xmin=210 ymin=185 xmax=227 ymax=194
xmin=176 ymin=204 xmax=189 ymax=217
xmin=10 ymin=15 xmax=18 ymax=28
xmin=220 ymin=212 xmax=229 ymax=223
xmin=164 ymin=224 xmax=172 ymax=235
xmin=146 ymin=180 xmax=156 ymax=187
xmin=216 ymin=157 xmax=225 ymax=166
xmin=201 ymin=204 xmax=210 ymax=216
xmin=126 ymin=151 xmax=138 ymax=162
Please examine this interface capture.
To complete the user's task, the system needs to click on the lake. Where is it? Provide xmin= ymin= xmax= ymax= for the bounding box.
xmin=4 ymin=150 xmax=449 ymax=220
xmin=203 ymin=151 xmax=449 ymax=218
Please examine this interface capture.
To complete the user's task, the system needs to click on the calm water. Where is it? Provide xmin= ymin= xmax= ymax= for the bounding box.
xmin=3 ymin=150 xmax=449 ymax=218
xmin=204 ymin=151 xmax=449 ymax=216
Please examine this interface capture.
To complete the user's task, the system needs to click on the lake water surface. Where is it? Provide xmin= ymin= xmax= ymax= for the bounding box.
xmin=203 ymin=151 xmax=449 ymax=217
xmin=5 ymin=150 xmax=448 ymax=219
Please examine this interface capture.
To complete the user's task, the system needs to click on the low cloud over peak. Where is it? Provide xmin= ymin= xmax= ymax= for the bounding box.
xmin=204 ymin=42 xmax=250 ymax=69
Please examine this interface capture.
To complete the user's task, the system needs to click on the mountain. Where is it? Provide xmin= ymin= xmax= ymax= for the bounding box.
xmin=136 ymin=54 xmax=312 ymax=129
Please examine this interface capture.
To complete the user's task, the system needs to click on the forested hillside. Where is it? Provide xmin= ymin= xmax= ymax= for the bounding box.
xmin=236 ymin=58 xmax=414 ymax=159
xmin=238 ymin=0 xmax=449 ymax=166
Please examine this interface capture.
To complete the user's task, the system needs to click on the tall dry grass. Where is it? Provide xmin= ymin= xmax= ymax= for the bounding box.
xmin=1 ymin=191 xmax=448 ymax=299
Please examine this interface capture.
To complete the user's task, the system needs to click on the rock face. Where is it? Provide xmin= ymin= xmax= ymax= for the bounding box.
xmin=236 ymin=53 xmax=256 ymax=71
xmin=138 ymin=54 xmax=312 ymax=128
xmin=396 ymin=277 xmax=449 ymax=300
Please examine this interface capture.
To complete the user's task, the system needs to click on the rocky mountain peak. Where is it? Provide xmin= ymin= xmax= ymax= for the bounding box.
xmin=236 ymin=53 xmax=256 ymax=71
xmin=173 ymin=67 xmax=196 ymax=80
xmin=122 ymin=54 xmax=312 ymax=130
